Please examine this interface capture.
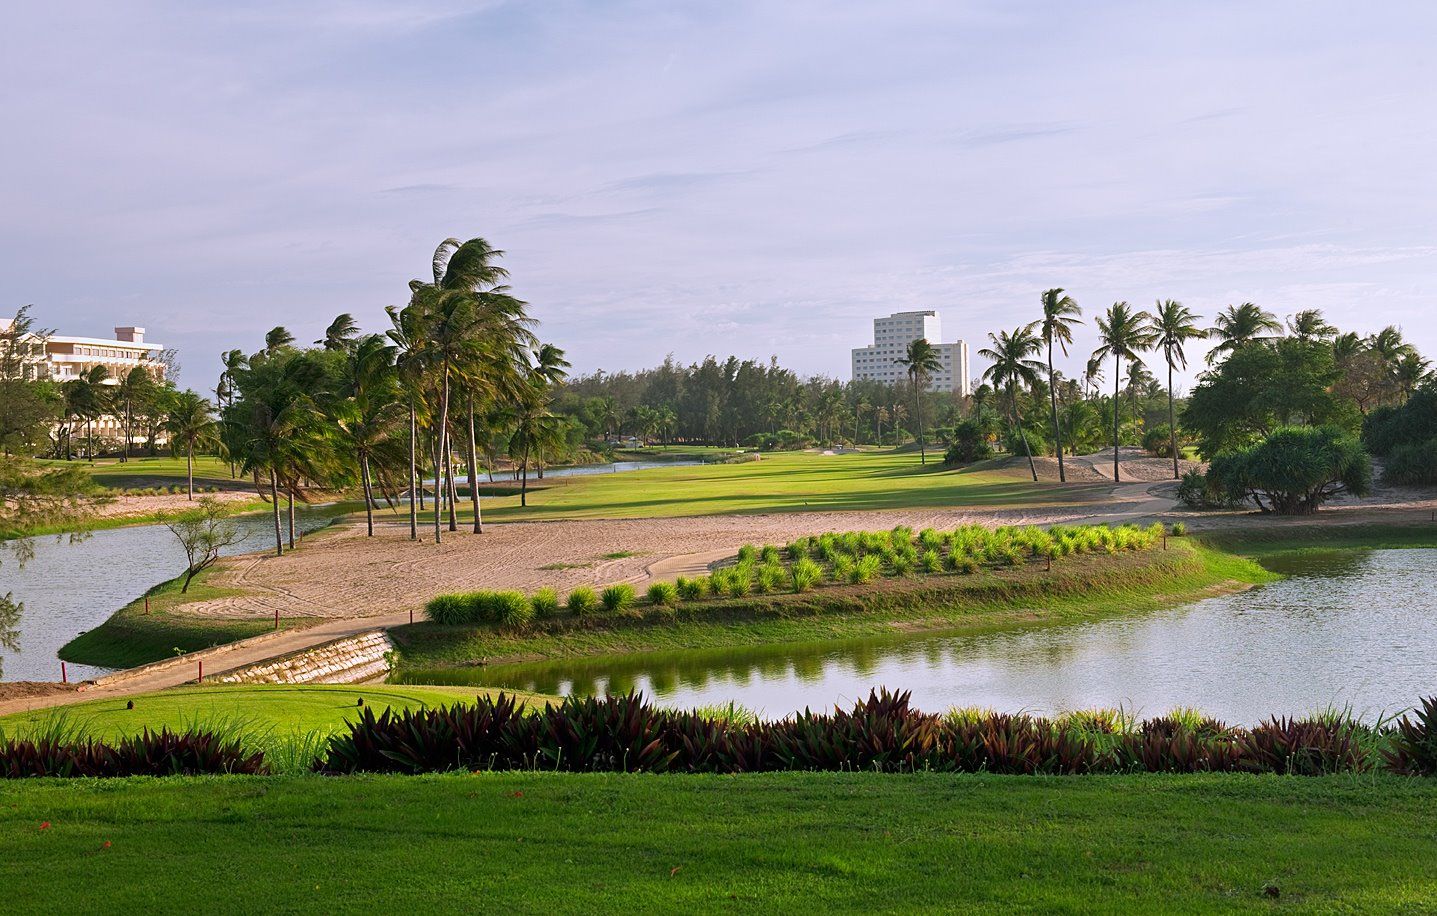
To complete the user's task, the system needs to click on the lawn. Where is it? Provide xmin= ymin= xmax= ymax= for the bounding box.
xmin=0 ymin=684 xmax=546 ymax=740
xmin=4 ymin=772 xmax=1435 ymax=911
xmin=475 ymin=449 xmax=1110 ymax=520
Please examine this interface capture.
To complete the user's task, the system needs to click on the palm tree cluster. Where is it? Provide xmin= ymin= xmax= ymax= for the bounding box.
xmin=219 ymin=237 xmax=568 ymax=555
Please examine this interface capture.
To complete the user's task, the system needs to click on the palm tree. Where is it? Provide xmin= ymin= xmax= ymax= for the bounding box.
xmin=164 ymin=390 xmax=216 ymax=500
xmin=1146 ymin=300 xmax=1206 ymax=478
xmin=979 ymin=327 xmax=1045 ymax=481
xmin=216 ymin=349 xmax=248 ymax=478
xmin=334 ymin=335 xmax=403 ymax=535
xmin=317 ymin=313 xmax=360 ymax=351
xmin=1287 ymin=309 xmax=1335 ymax=342
xmin=896 ymin=339 xmax=942 ymax=464
xmin=1037 ymin=289 xmax=1082 ymax=482
xmin=1206 ymin=303 xmax=1279 ymax=364
xmin=386 ymin=304 xmax=429 ymax=541
xmin=264 ymin=326 xmax=296 ymax=355
xmin=114 ymin=366 xmax=154 ymax=463
xmin=1092 ymin=302 xmax=1154 ymax=482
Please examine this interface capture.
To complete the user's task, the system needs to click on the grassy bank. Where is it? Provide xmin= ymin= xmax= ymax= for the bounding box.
xmin=1196 ymin=521 xmax=1437 ymax=557
xmin=392 ymin=540 xmax=1272 ymax=673
xmin=4 ymin=772 xmax=1436 ymax=911
xmin=56 ymin=566 xmax=322 ymax=670
xmin=473 ymin=449 xmax=1109 ymax=521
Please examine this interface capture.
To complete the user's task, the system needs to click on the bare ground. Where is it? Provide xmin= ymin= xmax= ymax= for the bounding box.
xmin=91 ymin=489 xmax=258 ymax=519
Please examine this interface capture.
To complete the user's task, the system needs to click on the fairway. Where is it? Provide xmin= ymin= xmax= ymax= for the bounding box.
xmin=477 ymin=450 xmax=1109 ymax=521
xmin=0 ymin=684 xmax=544 ymax=740
xmin=5 ymin=772 xmax=1436 ymax=912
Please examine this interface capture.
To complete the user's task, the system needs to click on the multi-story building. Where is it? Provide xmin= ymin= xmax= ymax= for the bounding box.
xmin=1 ymin=318 xmax=169 ymax=447
xmin=850 ymin=310 xmax=971 ymax=395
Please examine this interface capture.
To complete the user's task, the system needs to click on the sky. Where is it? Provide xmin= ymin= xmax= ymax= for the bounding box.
xmin=3 ymin=1 xmax=1436 ymax=392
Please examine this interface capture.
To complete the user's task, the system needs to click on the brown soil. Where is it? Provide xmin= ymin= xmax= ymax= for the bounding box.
xmin=0 ymin=681 xmax=81 ymax=702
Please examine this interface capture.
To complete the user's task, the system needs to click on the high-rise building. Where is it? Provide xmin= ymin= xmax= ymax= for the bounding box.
xmin=850 ymin=310 xmax=971 ymax=395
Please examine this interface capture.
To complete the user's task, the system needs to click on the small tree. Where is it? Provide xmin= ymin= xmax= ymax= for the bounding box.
xmin=163 ymin=498 xmax=244 ymax=592
xmin=1208 ymin=425 xmax=1371 ymax=515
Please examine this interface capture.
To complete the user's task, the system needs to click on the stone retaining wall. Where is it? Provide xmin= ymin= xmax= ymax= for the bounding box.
xmin=215 ymin=630 xmax=395 ymax=685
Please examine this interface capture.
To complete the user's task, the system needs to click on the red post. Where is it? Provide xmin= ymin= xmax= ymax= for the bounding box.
xmin=410 ymin=607 xmax=414 ymax=625
xmin=144 ymin=595 xmax=150 ymax=614
xmin=61 ymin=662 xmax=67 ymax=684
xmin=274 ymin=608 xmax=280 ymax=630
xmin=198 ymin=660 xmax=203 ymax=684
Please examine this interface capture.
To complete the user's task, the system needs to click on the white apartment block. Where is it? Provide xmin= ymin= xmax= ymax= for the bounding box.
xmin=851 ymin=310 xmax=971 ymax=395
xmin=1 ymin=319 xmax=166 ymax=384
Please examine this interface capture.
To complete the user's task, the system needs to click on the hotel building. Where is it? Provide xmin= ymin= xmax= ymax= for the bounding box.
xmin=850 ymin=310 xmax=971 ymax=395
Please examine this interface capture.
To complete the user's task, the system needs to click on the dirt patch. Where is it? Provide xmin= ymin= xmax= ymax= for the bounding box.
xmin=0 ymin=681 xmax=82 ymax=702
xmin=92 ymin=489 xmax=258 ymax=519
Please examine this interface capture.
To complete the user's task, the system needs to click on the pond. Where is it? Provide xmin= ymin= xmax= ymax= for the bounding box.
xmin=400 ymin=548 xmax=1437 ymax=724
xmin=0 ymin=510 xmax=336 ymax=683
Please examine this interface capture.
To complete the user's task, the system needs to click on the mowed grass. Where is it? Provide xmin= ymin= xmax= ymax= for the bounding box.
xmin=4 ymin=772 xmax=1437 ymax=912
xmin=476 ymin=449 xmax=1110 ymax=521
xmin=0 ymin=684 xmax=547 ymax=741
xmin=40 ymin=454 xmax=241 ymax=490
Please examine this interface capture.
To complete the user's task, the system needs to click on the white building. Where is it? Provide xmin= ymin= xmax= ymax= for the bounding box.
xmin=850 ymin=310 xmax=971 ymax=395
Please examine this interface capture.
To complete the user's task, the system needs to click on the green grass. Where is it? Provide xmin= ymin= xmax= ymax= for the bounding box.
xmin=4 ymin=772 xmax=1436 ymax=911
xmin=1197 ymin=521 xmax=1437 ymax=557
xmin=55 ymin=454 xmax=240 ymax=490
xmin=473 ymin=450 xmax=1110 ymax=520
xmin=57 ymin=567 xmax=323 ymax=670
xmin=0 ymin=684 xmax=541 ymax=741
xmin=392 ymin=541 xmax=1273 ymax=674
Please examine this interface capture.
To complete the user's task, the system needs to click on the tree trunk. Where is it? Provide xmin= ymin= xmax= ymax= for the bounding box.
xmin=407 ymin=402 xmax=417 ymax=541
xmin=123 ymin=397 xmax=131 ymax=463
xmin=521 ymin=448 xmax=530 ymax=507
xmin=446 ymin=446 xmax=458 ymax=532
xmin=1113 ymin=355 xmax=1122 ymax=484
xmin=361 ymin=450 xmax=375 ymax=536
xmin=1048 ymin=340 xmax=1065 ymax=483
xmin=1013 ymin=386 xmax=1037 ymax=482
xmin=914 ymin=375 xmax=927 ymax=465
xmin=269 ymin=468 xmax=283 ymax=557
xmin=467 ymin=396 xmax=482 ymax=534
xmin=1167 ymin=356 xmax=1179 ymax=480
xmin=185 ymin=442 xmax=194 ymax=500
xmin=287 ymin=485 xmax=296 ymax=550
xmin=434 ymin=361 xmax=451 ymax=544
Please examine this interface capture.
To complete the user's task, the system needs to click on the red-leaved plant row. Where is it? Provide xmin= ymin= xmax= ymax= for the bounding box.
xmin=4 ymin=693 xmax=1435 ymax=778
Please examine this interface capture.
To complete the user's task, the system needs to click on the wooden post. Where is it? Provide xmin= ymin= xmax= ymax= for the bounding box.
xmin=1163 ymin=534 xmax=1168 ymax=550
xmin=274 ymin=608 xmax=280 ymax=630
xmin=144 ymin=595 xmax=150 ymax=614
xmin=409 ymin=607 xmax=414 ymax=625
xmin=61 ymin=662 xmax=67 ymax=684
xmin=198 ymin=660 xmax=203 ymax=684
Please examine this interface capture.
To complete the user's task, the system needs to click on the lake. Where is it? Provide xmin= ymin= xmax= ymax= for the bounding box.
xmin=402 ymin=548 xmax=1437 ymax=724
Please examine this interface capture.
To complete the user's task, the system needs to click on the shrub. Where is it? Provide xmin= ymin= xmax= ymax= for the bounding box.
xmin=790 ymin=558 xmax=822 ymax=592
xmin=425 ymin=593 xmax=475 ymax=625
xmin=760 ymin=545 xmax=781 ymax=565
xmin=919 ymin=549 xmax=942 ymax=574
xmin=675 ymin=576 xmax=708 ymax=601
xmin=530 ymin=587 xmax=561 ymax=618
xmin=567 ymin=586 xmax=600 ymax=616
xmin=1383 ymin=438 xmax=1437 ymax=486
xmin=1385 ymin=697 xmax=1437 ymax=776
xmin=646 ymin=581 xmax=678 ymax=607
xmin=490 ymin=591 xmax=534 ymax=629
xmin=1169 ymin=522 xmax=1187 ymax=537
xmin=1 ymin=729 xmax=267 ymax=778
xmin=756 ymin=564 xmax=786 ymax=594
xmin=851 ymin=554 xmax=882 ymax=584
xmin=601 ymin=583 xmax=636 ymax=613
xmin=1208 ymin=425 xmax=1372 ymax=515
xmin=954 ymin=556 xmax=980 ymax=575
xmin=891 ymin=553 xmax=914 ymax=576
xmin=943 ymin=419 xmax=995 ymax=465
xmin=831 ymin=555 xmax=856 ymax=583
xmin=736 ymin=544 xmax=758 ymax=563
xmin=1240 ymin=717 xmax=1369 ymax=775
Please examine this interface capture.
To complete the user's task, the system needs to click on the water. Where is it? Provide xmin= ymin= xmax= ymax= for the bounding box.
xmin=405 ymin=549 xmax=1437 ymax=724
xmin=0 ymin=510 xmax=335 ymax=683
xmin=436 ymin=457 xmax=705 ymax=486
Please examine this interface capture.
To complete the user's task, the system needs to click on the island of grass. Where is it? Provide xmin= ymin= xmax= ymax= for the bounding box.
xmin=392 ymin=523 xmax=1275 ymax=678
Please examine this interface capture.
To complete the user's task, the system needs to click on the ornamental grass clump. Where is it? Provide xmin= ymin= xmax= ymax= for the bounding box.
xmin=736 ymin=544 xmax=758 ymax=563
xmin=1385 ymin=697 xmax=1437 ymax=776
xmin=920 ymin=549 xmax=943 ymax=574
xmin=601 ymin=583 xmax=637 ymax=613
xmin=756 ymin=563 xmax=786 ymax=594
xmin=530 ymin=587 xmax=561 ymax=619
xmin=567 ymin=586 xmax=600 ymax=616
xmin=425 ymin=593 xmax=475 ymax=625
xmin=851 ymin=554 xmax=882 ymax=584
xmin=646 ymin=581 xmax=678 ymax=608
xmin=1 ymin=729 xmax=268 ymax=779
xmin=790 ymin=558 xmax=822 ymax=592
xmin=786 ymin=538 xmax=811 ymax=562
xmin=675 ymin=576 xmax=708 ymax=601
xmin=491 ymin=591 xmax=534 ymax=629
xmin=760 ymin=545 xmax=781 ymax=565
xmin=831 ymin=554 xmax=856 ymax=583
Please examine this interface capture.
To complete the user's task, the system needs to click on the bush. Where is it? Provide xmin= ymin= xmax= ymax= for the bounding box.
xmin=1208 ymin=425 xmax=1372 ymax=514
xmin=646 ymin=581 xmax=678 ymax=607
xmin=736 ymin=544 xmax=758 ymax=563
xmin=567 ymin=586 xmax=599 ymax=616
xmin=919 ymin=549 xmax=942 ymax=574
xmin=490 ymin=591 xmax=534 ymax=629
xmin=790 ymin=558 xmax=821 ymax=592
xmin=1143 ymin=424 xmax=1177 ymax=458
xmin=943 ymin=419 xmax=995 ymax=465
xmin=1169 ymin=522 xmax=1186 ymax=537
xmin=1385 ymin=697 xmax=1437 ymax=776
xmin=530 ymin=587 xmax=561 ymax=618
xmin=756 ymin=564 xmax=786 ymax=594
xmin=851 ymin=554 xmax=882 ymax=584
xmin=1383 ymin=438 xmax=1437 ymax=486
xmin=425 ymin=593 xmax=475 ymax=625
xmin=601 ymin=583 xmax=636 ymax=613
xmin=675 ymin=576 xmax=708 ymax=601
xmin=2 ymin=729 xmax=268 ymax=778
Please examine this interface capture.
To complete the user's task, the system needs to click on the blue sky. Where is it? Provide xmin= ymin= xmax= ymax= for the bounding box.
xmin=3 ymin=1 xmax=1435 ymax=390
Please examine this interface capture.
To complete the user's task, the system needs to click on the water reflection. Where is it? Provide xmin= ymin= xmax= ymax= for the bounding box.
xmin=401 ymin=549 xmax=1437 ymax=724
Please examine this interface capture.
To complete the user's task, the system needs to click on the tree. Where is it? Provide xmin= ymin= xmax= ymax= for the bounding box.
xmin=979 ymin=327 xmax=1044 ymax=481
xmin=334 ymin=335 xmax=403 ymax=536
xmin=163 ymin=497 xmax=244 ymax=592
xmin=1146 ymin=300 xmax=1206 ymax=478
xmin=317 ymin=313 xmax=360 ymax=351
xmin=114 ymin=366 xmax=156 ymax=463
xmin=1287 ymin=309 xmax=1336 ymax=342
xmin=1183 ymin=338 xmax=1356 ymax=458
xmin=0 ymin=307 xmax=60 ymax=456
xmin=1091 ymin=302 xmax=1154 ymax=482
xmin=163 ymin=390 xmax=217 ymax=500
xmin=896 ymin=339 xmax=942 ymax=464
xmin=1207 ymin=303 xmax=1279 ymax=364
xmin=1207 ymin=425 xmax=1371 ymax=515
xmin=1037 ymin=289 xmax=1082 ymax=482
